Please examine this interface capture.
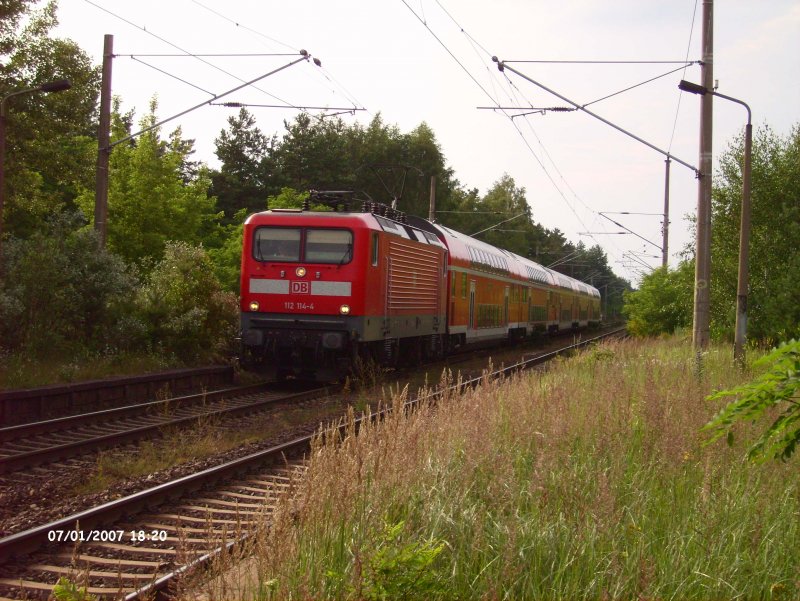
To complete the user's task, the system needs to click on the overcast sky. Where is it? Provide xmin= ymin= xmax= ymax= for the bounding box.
xmin=53 ymin=0 xmax=799 ymax=283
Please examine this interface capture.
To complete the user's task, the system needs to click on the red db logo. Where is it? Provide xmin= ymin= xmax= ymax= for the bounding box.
xmin=291 ymin=281 xmax=310 ymax=294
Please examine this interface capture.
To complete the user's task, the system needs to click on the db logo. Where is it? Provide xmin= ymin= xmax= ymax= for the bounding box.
xmin=291 ymin=281 xmax=310 ymax=294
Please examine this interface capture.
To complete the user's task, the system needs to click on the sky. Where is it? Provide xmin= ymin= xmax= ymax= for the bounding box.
xmin=52 ymin=0 xmax=800 ymax=284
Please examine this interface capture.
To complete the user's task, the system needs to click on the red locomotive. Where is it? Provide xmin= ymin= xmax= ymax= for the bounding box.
xmin=240 ymin=193 xmax=601 ymax=379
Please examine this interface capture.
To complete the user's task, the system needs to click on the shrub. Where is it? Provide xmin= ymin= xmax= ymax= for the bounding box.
xmin=136 ymin=241 xmax=238 ymax=361
xmin=0 ymin=212 xmax=136 ymax=356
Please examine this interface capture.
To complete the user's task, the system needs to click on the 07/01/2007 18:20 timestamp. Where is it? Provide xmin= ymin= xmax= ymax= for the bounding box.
xmin=47 ymin=529 xmax=168 ymax=543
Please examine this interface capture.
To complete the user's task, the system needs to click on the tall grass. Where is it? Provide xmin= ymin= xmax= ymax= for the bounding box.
xmin=206 ymin=337 xmax=799 ymax=600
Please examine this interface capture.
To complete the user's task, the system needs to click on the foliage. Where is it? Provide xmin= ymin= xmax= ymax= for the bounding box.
xmin=211 ymin=107 xmax=274 ymax=222
xmin=208 ymin=208 xmax=248 ymax=293
xmin=710 ymin=123 xmax=800 ymax=342
xmin=136 ymin=241 xmax=238 ymax=361
xmin=704 ymin=339 xmax=800 ymax=461
xmin=623 ymin=261 xmax=694 ymax=336
xmin=76 ymin=98 xmax=222 ymax=264
xmin=325 ymin=520 xmax=448 ymax=601
xmin=0 ymin=211 xmax=136 ymax=355
xmin=0 ymin=0 xmax=100 ymax=238
xmin=266 ymin=187 xmax=311 ymax=210
xmin=52 ymin=576 xmax=95 ymax=601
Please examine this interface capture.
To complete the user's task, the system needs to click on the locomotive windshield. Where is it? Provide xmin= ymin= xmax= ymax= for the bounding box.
xmin=254 ymin=227 xmax=352 ymax=264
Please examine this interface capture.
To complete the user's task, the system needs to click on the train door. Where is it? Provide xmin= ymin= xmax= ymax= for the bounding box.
xmin=469 ymin=280 xmax=476 ymax=329
xmin=504 ymin=286 xmax=509 ymax=326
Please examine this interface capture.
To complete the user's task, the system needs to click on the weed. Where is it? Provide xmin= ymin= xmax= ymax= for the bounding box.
xmin=52 ymin=577 xmax=95 ymax=601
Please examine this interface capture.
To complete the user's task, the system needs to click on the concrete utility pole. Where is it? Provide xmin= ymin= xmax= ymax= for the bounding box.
xmin=662 ymin=159 xmax=671 ymax=268
xmin=94 ymin=34 xmax=113 ymax=248
xmin=693 ymin=0 xmax=714 ymax=350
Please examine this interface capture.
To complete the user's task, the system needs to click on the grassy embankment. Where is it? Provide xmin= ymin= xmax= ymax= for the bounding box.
xmin=0 ymin=351 xmax=180 ymax=390
xmin=202 ymin=335 xmax=799 ymax=600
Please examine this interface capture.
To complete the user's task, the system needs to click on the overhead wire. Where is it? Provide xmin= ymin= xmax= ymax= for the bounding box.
xmin=129 ymin=56 xmax=216 ymax=96
xmin=582 ymin=62 xmax=697 ymax=109
xmin=423 ymin=0 xmax=625 ymax=265
xmin=668 ymin=0 xmax=700 ymax=153
xmin=189 ymin=0 xmax=298 ymax=53
xmin=83 ymin=0 xmax=300 ymax=107
xmin=408 ymin=0 xmax=677 ymax=279
xmin=188 ymin=0 xmax=364 ymax=113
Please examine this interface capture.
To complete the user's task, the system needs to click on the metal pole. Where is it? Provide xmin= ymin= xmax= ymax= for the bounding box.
xmin=693 ymin=0 xmax=713 ymax=350
xmin=428 ymin=175 xmax=436 ymax=222
xmin=662 ymin=158 xmax=671 ymax=267
xmin=734 ymin=120 xmax=752 ymax=364
xmin=94 ymin=34 xmax=113 ymax=247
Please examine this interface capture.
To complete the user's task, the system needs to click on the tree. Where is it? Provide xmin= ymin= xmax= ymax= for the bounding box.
xmin=271 ymin=112 xmax=351 ymax=192
xmin=0 ymin=211 xmax=135 ymax=355
xmin=622 ymin=261 xmax=694 ymax=336
xmin=210 ymin=107 xmax=274 ymax=222
xmin=77 ymin=98 xmax=221 ymax=264
xmin=1 ymin=0 xmax=100 ymax=238
xmin=710 ymin=124 xmax=800 ymax=342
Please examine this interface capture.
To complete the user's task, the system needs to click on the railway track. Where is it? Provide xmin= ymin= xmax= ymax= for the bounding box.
xmin=0 ymin=382 xmax=330 ymax=475
xmin=0 ymin=328 xmax=624 ymax=600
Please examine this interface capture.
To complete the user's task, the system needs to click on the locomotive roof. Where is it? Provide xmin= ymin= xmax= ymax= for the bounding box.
xmin=246 ymin=209 xmax=446 ymax=249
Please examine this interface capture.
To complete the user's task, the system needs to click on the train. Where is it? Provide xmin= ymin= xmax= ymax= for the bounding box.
xmin=239 ymin=192 xmax=601 ymax=380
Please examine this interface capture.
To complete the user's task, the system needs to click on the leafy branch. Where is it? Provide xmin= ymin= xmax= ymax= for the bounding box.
xmin=703 ymin=340 xmax=800 ymax=461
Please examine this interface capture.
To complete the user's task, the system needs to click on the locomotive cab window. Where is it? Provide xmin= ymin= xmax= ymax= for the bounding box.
xmin=253 ymin=227 xmax=352 ymax=264
xmin=306 ymin=229 xmax=353 ymax=264
xmin=253 ymin=227 xmax=301 ymax=262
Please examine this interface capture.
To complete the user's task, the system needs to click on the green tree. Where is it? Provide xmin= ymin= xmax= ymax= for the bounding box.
xmin=77 ymin=98 xmax=222 ymax=264
xmin=0 ymin=211 xmax=135 ymax=355
xmin=623 ymin=261 xmax=694 ymax=336
xmin=136 ymin=241 xmax=237 ymax=361
xmin=1 ymin=0 xmax=100 ymax=238
xmin=211 ymin=107 xmax=275 ymax=222
xmin=271 ymin=112 xmax=351 ymax=192
xmin=710 ymin=123 xmax=800 ymax=342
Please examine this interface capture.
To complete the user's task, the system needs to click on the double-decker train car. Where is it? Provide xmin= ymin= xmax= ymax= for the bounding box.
xmin=240 ymin=194 xmax=600 ymax=379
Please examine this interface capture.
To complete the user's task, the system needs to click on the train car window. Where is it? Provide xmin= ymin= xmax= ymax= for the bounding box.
xmin=305 ymin=229 xmax=353 ymax=264
xmin=461 ymin=272 xmax=467 ymax=299
xmin=253 ymin=227 xmax=301 ymax=262
xmin=371 ymin=232 xmax=379 ymax=266
xmin=423 ymin=231 xmax=439 ymax=245
xmin=375 ymin=215 xmax=410 ymax=239
xmin=408 ymin=229 xmax=427 ymax=243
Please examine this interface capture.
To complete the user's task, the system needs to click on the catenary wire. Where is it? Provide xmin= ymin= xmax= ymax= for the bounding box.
xmin=83 ymin=0 xmax=299 ymax=108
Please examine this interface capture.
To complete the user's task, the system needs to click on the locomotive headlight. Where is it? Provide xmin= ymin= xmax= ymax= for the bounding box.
xmin=339 ymin=304 xmax=350 ymax=315
xmin=249 ymin=300 xmax=260 ymax=311
xmin=295 ymin=267 xmax=307 ymax=277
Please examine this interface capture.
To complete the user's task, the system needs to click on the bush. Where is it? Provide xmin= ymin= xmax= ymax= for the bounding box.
xmin=622 ymin=262 xmax=694 ymax=337
xmin=136 ymin=241 xmax=238 ymax=361
xmin=0 ymin=212 xmax=136 ymax=356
